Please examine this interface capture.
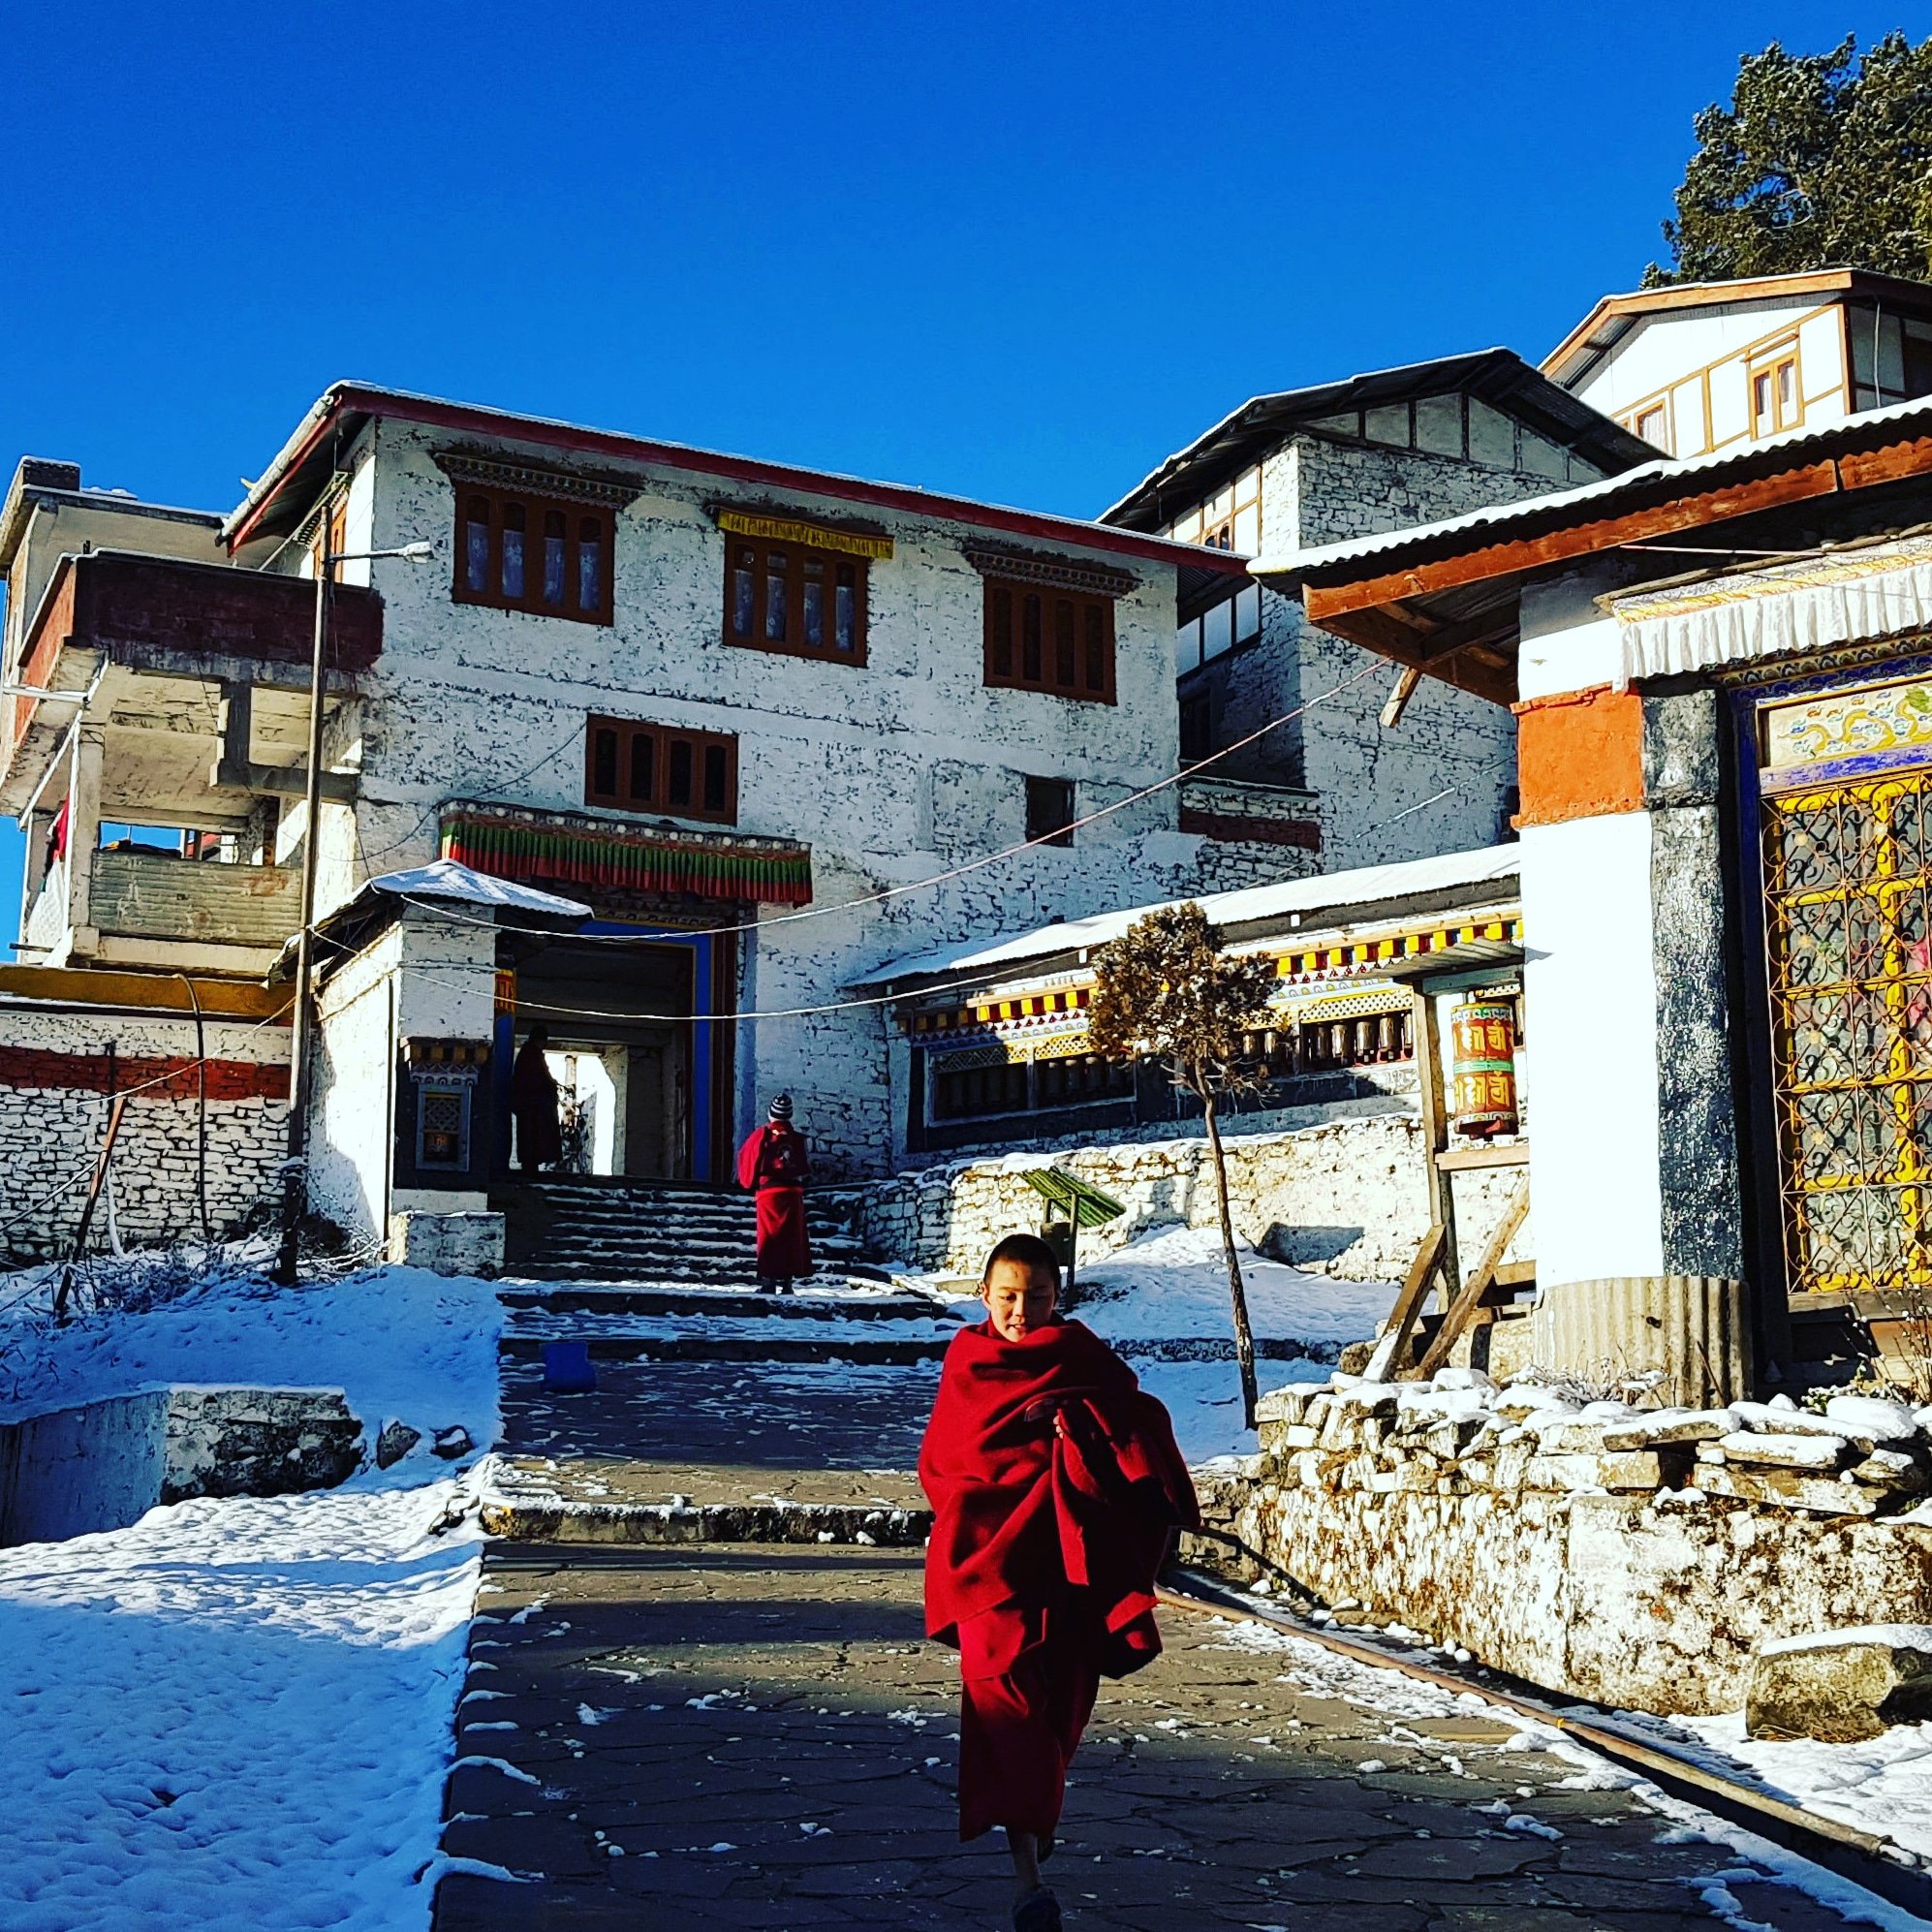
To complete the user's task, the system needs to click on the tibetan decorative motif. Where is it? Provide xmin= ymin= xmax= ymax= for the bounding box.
xmin=906 ymin=984 xmax=1091 ymax=1053
xmin=711 ymin=507 xmax=893 ymax=560
xmin=431 ymin=448 xmax=645 ymax=509
xmin=1761 ymin=674 xmax=1932 ymax=782
xmin=961 ymin=544 xmax=1137 ymax=601
xmin=1272 ymin=916 xmax=1520 ymax=985
xmin=440 ymin=806 xmax=812 ymax=907
xmin=1449 ymin=999 xmax=1518 ymax=1137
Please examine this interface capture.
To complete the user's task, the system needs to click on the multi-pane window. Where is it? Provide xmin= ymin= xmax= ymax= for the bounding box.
xmin=983 ymin=581 xmax=1116 ymax=702
xmin=584 ymin=715 xmax=737 ymax=826
xmin=1163 ymin=466 xmax=1262 ymax=553
xmin=1175 ymin=583 xmax=1262 ymax=677
xmin=1749 ymin=344 xmax=1801 ymax=436
xmin=1024 ymin=776 xmax=1075 ymax=849
xmin=931 ymin=1051 xmax=1133 ymax=1122
xmin=457 ymin=487 xmax=613 ymax=623
xmin=725 ymin=535 xmax=867 ymax=665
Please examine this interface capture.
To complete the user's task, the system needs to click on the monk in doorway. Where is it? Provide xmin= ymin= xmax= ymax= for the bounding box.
xmin=735 ymin=1094 xmax=812 ymax=1292
xmin=919 ymin=1233 xmax=1199 ymax=1931
xmin=510 ymin=1025 xmax=563 ymax=1174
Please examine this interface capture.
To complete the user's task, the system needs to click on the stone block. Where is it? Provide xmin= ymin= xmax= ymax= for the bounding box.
xmin=1255 ymin=1386 xmax=1311 ymax=1428
xmin=1748 ymin=1626 xmax=1932 ymax=1741
xmin=1713 ymin=1430 xmax=1849 ymax=1473
xmin=1601 ymin=1410 xmax=1733 ymax=1451
xmin=376 ymin=1419 xmax=422 ymax=1468
xmin=388 ymin=1209 xmax=505 ymax=1278
xmin=1848 ymin=1449 xmax=1928 ymax=1494
xmin=1696 ymin=1464 xmax=1878 ymax=1517
xmin=1280 ymin=1424 xmax=1320 ymax=1451
xmin=1537 ymin=1419 xmax=1611 ymax=1454
xmin=1522 ymin=1450 xmax=1666 ymax=1493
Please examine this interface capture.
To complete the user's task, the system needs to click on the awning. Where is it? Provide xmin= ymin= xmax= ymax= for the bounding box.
xmin=1612 ymin=534 xmax=1932 ymax=688
xmin=440 ymin=804 xmax=813 ymax=907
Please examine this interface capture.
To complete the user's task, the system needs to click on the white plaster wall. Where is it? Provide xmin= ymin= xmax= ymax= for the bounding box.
xmin=1520 ymin=815 xmax=1664 ymax=1287
xmin=310 ymin=925 xmax=400 ymax=1241
xmin=1568 ymin=297 xmax=1825 ymax=419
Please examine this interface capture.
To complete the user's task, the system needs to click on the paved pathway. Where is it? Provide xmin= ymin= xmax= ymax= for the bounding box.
xmin=438 ymin=1328 xmax=1873 ymax=1928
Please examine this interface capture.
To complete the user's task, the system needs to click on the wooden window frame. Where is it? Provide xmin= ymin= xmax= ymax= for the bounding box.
xmin=455 ymin=483 xmax=615 ymax=625
xmin=982 ymin=579 xmax=1117 ymax=704
xmin=584 ymin=714 xmax=738 ymax=826
xmin=722 ymin=532 xmax=869 ymax=667
xmin=1749 ymin=338 xmax=1803 ymax=438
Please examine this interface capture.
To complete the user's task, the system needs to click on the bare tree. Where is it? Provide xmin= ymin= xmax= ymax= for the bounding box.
xmin=1087 ymin=903 xmax=1278 ymax=1426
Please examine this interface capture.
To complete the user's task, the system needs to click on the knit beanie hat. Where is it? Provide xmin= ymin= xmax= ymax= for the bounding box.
xmin=768 ymin=1094 xmax=795 ymax=1121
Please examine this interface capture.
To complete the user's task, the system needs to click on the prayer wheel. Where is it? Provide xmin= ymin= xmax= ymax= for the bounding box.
xmin=1449 ymin=997 xmax=1518 ymax=1137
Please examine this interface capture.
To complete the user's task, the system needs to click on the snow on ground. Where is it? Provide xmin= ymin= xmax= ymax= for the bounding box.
xmin=1200 ymin=1606 xmax=1928 ymax=1930
xmin=0 ymin=1262 xmax=503 ymax=1931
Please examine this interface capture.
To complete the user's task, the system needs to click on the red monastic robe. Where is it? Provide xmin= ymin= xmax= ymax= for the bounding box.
xmin=919 ymin=1319 xmax=1199 ymax=1841
xmin=510 ymin=1039 xmax=563 ymax=1171
xmin=735 ymin=1123 xmax=812 ymax=1280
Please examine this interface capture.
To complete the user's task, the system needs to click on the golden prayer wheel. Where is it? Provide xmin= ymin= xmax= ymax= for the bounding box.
xmin=1449 ymin=998 xmax=1517 ymax=1137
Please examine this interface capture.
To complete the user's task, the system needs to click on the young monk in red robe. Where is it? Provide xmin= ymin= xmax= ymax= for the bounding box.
xmin=919 ymin=1232 xmax=1199 ymax=1932
xmin=734 ymin=1094 xmax=812 ymax=1292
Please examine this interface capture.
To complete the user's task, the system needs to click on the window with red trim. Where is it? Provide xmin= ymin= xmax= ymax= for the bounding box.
xmin=982 ymin=581 xmax=1115 ymax=702
xmin=724 ymin=535 xmax=867 ymax=665
xmin=457 ymin=486 xmax=613 ymax=623
xmin=584 ymin=715 xmax=737 ymax=825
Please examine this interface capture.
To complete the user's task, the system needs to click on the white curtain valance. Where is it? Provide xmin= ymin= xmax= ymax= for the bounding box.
xmin=1611 ymin=535 xmax=1932 ymax=688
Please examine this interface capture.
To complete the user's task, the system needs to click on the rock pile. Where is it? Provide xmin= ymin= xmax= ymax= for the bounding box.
xmin=1255 ymin=1375 xmax=1932 ymax=1521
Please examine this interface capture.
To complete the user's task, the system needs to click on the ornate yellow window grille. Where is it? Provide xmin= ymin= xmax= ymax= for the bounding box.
xmin=1763 ymin=769 xmax=1932 ymax=1295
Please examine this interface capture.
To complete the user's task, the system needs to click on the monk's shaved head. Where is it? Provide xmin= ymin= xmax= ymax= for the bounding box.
xmin=981 ymin=1233 xmax=1060 ymax=1341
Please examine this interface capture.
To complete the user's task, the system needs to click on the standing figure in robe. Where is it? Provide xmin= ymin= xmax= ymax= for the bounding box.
xmin=919 ymin=1232 xmax=1199 ymax=1931
xmin=735 ymin=1094 xmax=812 ymax=1292
xmin=510 ymin=1024 xmax=563 ymax=1174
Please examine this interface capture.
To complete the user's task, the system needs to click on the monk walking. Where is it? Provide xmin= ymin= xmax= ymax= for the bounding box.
xmin=919 ymin=1233 xmax=1199 ymax=1930
xmin=735 ymin=1094 xmax=812 ymax=1292
xmin=510 ymin=1024 xmax=563 ymax=1174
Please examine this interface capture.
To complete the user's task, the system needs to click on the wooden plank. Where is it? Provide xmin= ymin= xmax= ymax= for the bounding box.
xmin=1363 ymin=1222 xmax=1447 ymax=1383
xmin=1413 ymin=1180 xmax=1531 ymax=1380
xmin=1493 ymin=1259 xmax=1537 ymax=1290
xmin=1379 ymin=665 xmax=1423 ymax=730
xmin=1436 ymin=1141 xmax=1530 ymax=1172
xmin=0 ymin=964 xmax=291 ymax=1020
xmin=1300 ymin=462 xmax=1841 ymax=621
xmin=1839 ymin=438 xmax=1932 ymax=491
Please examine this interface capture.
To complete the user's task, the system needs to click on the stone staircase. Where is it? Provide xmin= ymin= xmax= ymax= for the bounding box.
xmin=493 ymin=1177 xmax=886 ymax=1287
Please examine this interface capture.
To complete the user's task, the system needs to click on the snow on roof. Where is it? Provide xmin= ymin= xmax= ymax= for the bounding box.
xmin=857 ymin=842 xmax=1521 ymax=989
xmin=368 ymin=858 xmax=589 ymax=918
xmin=1251 ymin=390 xmax=1932 ymax=584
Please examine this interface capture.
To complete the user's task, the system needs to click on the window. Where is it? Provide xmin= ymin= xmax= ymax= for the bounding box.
xmin=931 ymin=1051 xmax=1133 ymax=1123
xmin=310 ymin=497 xmax=349 ymax=583
xmin=983 ymin=581 xmax=1115 ymax=701
xmin=584 ymin=715 xmax=738 ymax=825
xmin=724 ymin=533 xmax=867 ymax=665
xmin=455 ymin=485 xmax=613 ymax=622
xmin=1749 ymin=343 xmax=1801 ymax=436
xmin=1174 ymin=582 xmax=1261 ymax=678
xmin=1179 ymin=693 xmax=1212 ymax=763
xmin=1634 ymin=403 xmax=1670 ymax=452
xmin=1025 ymin=776 xmax=1075 ymax=849
xmin=1164 ymin=466 xmax=1261 ymax=553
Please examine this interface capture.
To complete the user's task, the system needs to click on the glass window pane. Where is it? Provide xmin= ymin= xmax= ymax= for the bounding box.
xmin=465 ymin=498 xmax=491 ymax=593
xmin=1364 ymin=403 xmax=1410 ymax=448
xmin=592 ymin=727 xmax=617 ymax=796
xmin=501 ymin=504 xmax=525 ymax=600
xmin=990 ymin=587 xmax=1013 ymax=675
xmin=1054 ymin=600 xmax=1076 ymax=686
xmin=731 ymin=547 xmax=755 ymax=637
xmin=577 ymin=518 xmax=602 ymax=612
xmin=802 ymin=559 xmax=825 ymax=648
xmin=543 ymin=511 xmax=566 ymax=606
xmin=1175 ymin=618 xmax=1200 ymax=676
xmin=1083 ymin=605 xmax=1106 ymax=692
xmin=764 ymin=550 xmax=788 ymax=642
xmin=1202 ymin=598 xmax=1233 ymax=660
xmin=1021 ymin=593 xmax=1043 ymax=682
xmin=834 ymin=563 xmax=857 ymax=652
xmin=668 ymin=738 xmax=693 ymax=808
xmin=1232 ymin=502 xmax=1260 ymax=554
xmin=1233 ymin=582 xmax=1261 ymax=643
xmin=1468 ymin=399 xmax=1516 ymax=467
xmin=629 ymin=731 xmax=654 ymax=803
xmin=702 ymin=744 xmax=729 ymax=813
xmin=1415 ymin=394 xmax=1462 ymax=456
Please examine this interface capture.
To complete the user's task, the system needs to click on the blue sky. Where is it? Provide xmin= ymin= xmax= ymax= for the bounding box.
xmin=0 ymin=3 xmax=1916 ymax=943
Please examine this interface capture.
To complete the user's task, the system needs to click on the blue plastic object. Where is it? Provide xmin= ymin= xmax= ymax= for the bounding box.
xmin=543 ymin=1340 xmax=597 ymax=1393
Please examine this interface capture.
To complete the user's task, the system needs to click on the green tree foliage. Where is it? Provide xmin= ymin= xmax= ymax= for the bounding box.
xmin=1645 ymin=32 xmax=1932 ymax=287
xmin=1086 ymin=903 xmax=1278 ymax=1427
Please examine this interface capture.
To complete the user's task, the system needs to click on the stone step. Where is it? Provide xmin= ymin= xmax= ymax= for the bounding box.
xmin=507 ymin=1260 xmax=893 ymax=1288
xmin=498 ymin=1285 xmax=944 ymax=1322
xmin=498 ymin=1331 xmax=950 ymax=1364
xmin=478 ymin=1492 xmax=932 ymax=1546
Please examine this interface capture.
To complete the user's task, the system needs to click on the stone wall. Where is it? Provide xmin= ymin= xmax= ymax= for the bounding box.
xmin=1205 ymin=1374 xmax=1932 ymax=1716
xmin=0 ymin=1005 xmax=290 ymax=1262
xmin=847 ymin=1111 xmax=1528 ymax=1282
